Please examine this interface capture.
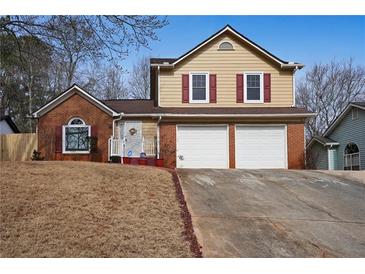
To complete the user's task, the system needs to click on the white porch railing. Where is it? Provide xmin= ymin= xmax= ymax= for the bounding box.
xmin=108 ymin=138 xmax=122 ymax=159
xmin=108 ymin=137 xmax=156 ymax=160
xmin=142 ymin=137 xmax=157 ymax=156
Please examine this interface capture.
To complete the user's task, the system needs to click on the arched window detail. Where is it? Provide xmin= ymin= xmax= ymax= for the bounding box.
xmin=344 ymin=143 xmax=360 ymax=170
xmin=218 ymin=41 xmax=234 ymax=50
xmin=69 ymin=117 xmax=85 ymax=125
xmin=63 ymin=117 xmax=90 ymax=153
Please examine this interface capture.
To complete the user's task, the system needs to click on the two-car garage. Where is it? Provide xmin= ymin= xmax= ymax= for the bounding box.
xmin=176 ymin=124 xmax=287 ymax=169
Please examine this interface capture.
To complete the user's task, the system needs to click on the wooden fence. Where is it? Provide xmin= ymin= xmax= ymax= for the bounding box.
xmin=0 ymin=133 xmax=37 ymax=161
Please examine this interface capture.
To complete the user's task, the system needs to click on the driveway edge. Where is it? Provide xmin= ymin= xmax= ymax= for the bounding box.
xmin=169 ymin=170 xmax=203 ymax=258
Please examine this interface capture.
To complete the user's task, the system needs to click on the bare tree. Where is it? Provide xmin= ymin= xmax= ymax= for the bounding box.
xmin=296 ymin=59 xmax=365 ymax=140
xmin=1 ymin=16 xmax=168 ymax=88
xmin=83 ymin=63 xmax=128 ymax=100
xmin=128 ymin=56 xmax=150 ymax=99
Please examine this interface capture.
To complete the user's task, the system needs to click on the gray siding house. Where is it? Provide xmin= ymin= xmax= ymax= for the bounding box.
xmin=307 ymin=102 xmax=365 ymax=170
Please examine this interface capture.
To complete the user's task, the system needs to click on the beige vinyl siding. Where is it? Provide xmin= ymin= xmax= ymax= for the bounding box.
xmin=115 ymin=119 xmax=157 ymax=140
xmin=159 ymin=33 xmax=294 ymax=107
xmin=142 ymin=119 xmax=157 ymax=140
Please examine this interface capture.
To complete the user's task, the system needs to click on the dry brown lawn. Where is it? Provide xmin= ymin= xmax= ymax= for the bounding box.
xmin=0 ymin=161 xmax=193 ymax=257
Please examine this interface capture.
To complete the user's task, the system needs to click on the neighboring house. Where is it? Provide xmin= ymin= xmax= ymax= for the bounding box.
xmin=307 ymin=102 xmax=365 ymax=170
xmin=33 ymin=25 xmax=315 ymax=168
xmin=0 ymin=115 xmax=20 ymax=135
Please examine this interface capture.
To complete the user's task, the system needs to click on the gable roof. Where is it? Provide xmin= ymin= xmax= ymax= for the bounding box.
xmin=150 ymin=25 xmax=304 ymax=69
xmin=0 ymin=115 xmax=20 ymax=133
xmin=323 ymin=102 xmax=365 ymax=137
xmin=32 ymin=84 xmax=119 ymax=118
xmin=307 ymin=136 xmax=339 ymax=148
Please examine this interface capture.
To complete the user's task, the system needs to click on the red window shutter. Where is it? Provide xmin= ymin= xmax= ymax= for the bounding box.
xmin=209 ymin=74 xmax=217 ymax=103
xmin=91 ymin=125 xmax=97 ymax=138
xmin=236 ymin=74 xmax=244 ymax=103
xmin=182 ymin=74 xmax=189 ymax=103
xmin=55 ymin=126 xmax=62 ymax=153
xmin=90 ymin=125 xmax=97 ymax=152
xmin=264 ymin=73 xmax=271 ymax=103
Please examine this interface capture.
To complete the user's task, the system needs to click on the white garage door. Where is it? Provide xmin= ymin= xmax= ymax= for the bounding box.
xmin=177 ymin=125 xmax=228 ymax=168
xmin=236 ymin=125 xmax=287 ymax=169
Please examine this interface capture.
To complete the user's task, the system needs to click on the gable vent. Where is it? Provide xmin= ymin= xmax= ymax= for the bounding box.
xmin=218 ymin=41 xmax=234 ymax=50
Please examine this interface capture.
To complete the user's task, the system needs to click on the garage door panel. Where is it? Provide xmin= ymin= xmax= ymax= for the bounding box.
xmin=177 ymin=125 xmax=228 ymax=168
xmin=236 ymin=125 xmax=286 ymax=169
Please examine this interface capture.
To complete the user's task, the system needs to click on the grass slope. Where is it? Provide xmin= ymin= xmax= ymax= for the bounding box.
xmin=0 ymin=161 xmax=192 ymax=257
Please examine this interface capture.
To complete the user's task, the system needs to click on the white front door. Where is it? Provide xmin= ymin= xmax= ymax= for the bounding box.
xmin=176 ymin=125 xmax=228 ymax=168
xmin=122 ymin=121 xmax=142 ymax=157
xmin=235 ymin=125 xmax=287 ymax=169
xmin=328 ymin=149 xmax=336 ymax=170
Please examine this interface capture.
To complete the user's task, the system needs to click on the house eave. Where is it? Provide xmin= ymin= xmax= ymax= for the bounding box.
xmin=32 ymin=84 xmax=119 ymax=118
xmin=122 ymin=113 xmax=316 ymax=118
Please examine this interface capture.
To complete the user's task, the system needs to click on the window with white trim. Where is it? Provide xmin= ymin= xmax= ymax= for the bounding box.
xmin=244 ymin=72 xmax=263 ymax=103
xmin=63 ymin=118 xmax=91 ymax=153
xmin=344 ymin=143 xmax=360 ymax=170
xmin=190 ymin=73 xmax=209 ymax=103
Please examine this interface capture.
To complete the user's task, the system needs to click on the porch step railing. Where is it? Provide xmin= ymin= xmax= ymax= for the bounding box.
xmin=108 ymin=138 xmax=122 ymax=159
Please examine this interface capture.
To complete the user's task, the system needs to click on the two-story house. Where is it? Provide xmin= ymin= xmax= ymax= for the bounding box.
xmin=33 ymin=25 xmax=315 ymax=169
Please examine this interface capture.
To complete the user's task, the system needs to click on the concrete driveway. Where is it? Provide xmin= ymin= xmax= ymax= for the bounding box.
xmin=177 ymin=169 xmax=365 ymax=257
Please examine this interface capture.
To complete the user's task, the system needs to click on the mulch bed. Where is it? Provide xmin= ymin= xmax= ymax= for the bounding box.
xmin=169 ymin=170 xmax=203 ymax=258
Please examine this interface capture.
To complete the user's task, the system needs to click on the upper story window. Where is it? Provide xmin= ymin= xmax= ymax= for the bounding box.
xmin=63 ymin=117 xmax=91 ymax=153
xmin=244 ymin=72 xmax=263 ymax=103
xmin=190 ymin=73 xmax=209 ymax=103
xmin=218 ymin=41 xmax=234 ymax=50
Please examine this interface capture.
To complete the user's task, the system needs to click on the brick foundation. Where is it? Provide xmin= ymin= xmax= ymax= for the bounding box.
xmin=37 ymin=93 xmax=113 ymax=162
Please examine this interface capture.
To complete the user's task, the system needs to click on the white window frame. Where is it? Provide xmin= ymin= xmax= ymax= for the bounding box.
xmin=352 ymin=108 xmax=359 ymax=120
xmin=244 ymin=72 xmax=264 ymax=104
xmin=343 ymin=142 xmax=361 ymax=170
xmin=189 ymin=72 xmax=210 ymax=103
xmin=62 ymin=117 xmax=91 ymax=154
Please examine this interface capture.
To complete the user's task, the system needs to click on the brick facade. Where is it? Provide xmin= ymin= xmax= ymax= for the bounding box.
xmin=159 ymin=123 xmax=176 ymax=168
xmin=37 ymin=93 xmax=113 ymax=162
xmin=229 ymin=124 xmax=235 ymax=168
xmin=287 ymin=123 xmax=305 ymax=169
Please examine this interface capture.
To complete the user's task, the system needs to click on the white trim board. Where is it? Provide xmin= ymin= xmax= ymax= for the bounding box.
xmin=33 ymin=84 xmax=119 ymax=118
xmin=172 ymin=26 xmax=304 ymax=69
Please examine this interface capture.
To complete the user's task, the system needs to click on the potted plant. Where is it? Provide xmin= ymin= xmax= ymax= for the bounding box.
xmin=156 ymin=141 xmax=176 ymax=168
xmin=122 ymin=157 xmax=131 ymax=164
xmin=138 ymin=152 xmax=148 ymax=165
xmin=155 ymin=158 xmax=164 ymax=167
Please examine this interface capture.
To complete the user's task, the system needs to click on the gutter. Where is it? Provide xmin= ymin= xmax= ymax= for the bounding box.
xmin=292 ymin=66 xmax=299 ymax=107
xmin=120 ymin=113 xmax=317 ymax=118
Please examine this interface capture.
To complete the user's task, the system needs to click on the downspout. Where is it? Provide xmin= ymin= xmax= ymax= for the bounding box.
xmin=111 ymin=113 xmax=124 ymax=161
xmin=157 ymin=65 xmax=160 ymax=107
xmin=292 ymin=66 xmax=299 ymax=107
xmin=156 ymin=116 xmax=162 ymax=159
xmin=112 ymin=113 xmax=124 ymax=139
